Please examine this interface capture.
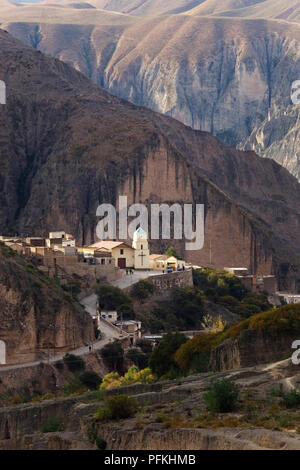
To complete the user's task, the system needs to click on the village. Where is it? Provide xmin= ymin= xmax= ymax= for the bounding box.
xmin=0 ymin=227 xmax=297 ymax=367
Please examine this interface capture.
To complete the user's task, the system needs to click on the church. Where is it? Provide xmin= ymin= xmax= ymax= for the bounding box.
xmin=89 ymin=228 xmax=150 ymax=270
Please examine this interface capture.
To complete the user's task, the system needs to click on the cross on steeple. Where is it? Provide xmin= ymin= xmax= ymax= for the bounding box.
xmin=139 ymin=252 xmax=146 ymax=266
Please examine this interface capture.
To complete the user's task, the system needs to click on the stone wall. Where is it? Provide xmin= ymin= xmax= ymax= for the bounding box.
xmin=124 ymin=269 xmax=193 ymax=297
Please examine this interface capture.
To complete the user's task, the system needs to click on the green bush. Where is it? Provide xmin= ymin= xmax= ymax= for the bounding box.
xmin=63 ymin=353 xmax=85 ymax=373
xmin=106 ymin=395 xmax=138 ymax=420
xmin=149 ymin=332 xmax=188 ymax=378
xmin=96 ymin=284 xmax=132 ymax=311
xmin=203 ymin=378 xmax=239 ymax=413
xmin=101 ymin=340 xmax=124 ymax=373
xmin=96 ymin=437 xmax=107 ymax=450
xmin=62 ymin=376 xmax=88 ymax=396
xmin=42 ymin=418 xmax=62 ymax=433
xmin=126 ymin=349 xmax=149 ymax=369
xmin=131 ymin=280 xmax=155 ymax=300
xmin=95 ymin=395 xmax=138 ymax=421
xmin=281 ymin=388 xmax=300 ymax=408
xmin=136 ymin=338 xmax=153 ymax=355
xmin=78 ymin=371 xmax=102 ymax=390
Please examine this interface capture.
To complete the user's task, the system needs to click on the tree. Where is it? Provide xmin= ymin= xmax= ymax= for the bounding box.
xmin=126 ymin=349 xmax=149 ymax=369
xmin=165 ymin=246 xmax=177 ymax=258
xmin=100 ymin=340 xmax=124 ymax=373
xmin=149 ymin=332 xmax=187 ymax=378
xmin=63 ymin=353 xmax=85 ymax=373
xmin=131 ymin=280 xmax=155 ymax=300
xmin=136 ymin=338 xmax=153 ymax=355
xmin=96 ymin=284 xmax=132 ymax=311
xmin=203 ymin=378 xmax=239 ymax=413
xmin=78 ymin=370 xmax=102 ymax=390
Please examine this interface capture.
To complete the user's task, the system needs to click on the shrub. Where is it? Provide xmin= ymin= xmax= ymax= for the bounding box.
xmin=136 ymin=338 xmax=153 ymax=355
xmin=149 ymin=332 xmax=187 ymax=378
xmin=203 ymin=378 xmax=239 ymax=413
xmin=95 ymin=395 xmax=138 ymax=421
xmin=54 ymin=360 xmax=64 ymax=370
xmin=9 ymin=395 xmax=23 ymax=405
xmin=101 ymin=341 xmax=124 ymax=373
xmin=281 ymin=388 xmax=300 ymax=408
xmin=42 ymin=418 xmax=62 ymax=433
xmin=126 ymin=349 xmax=149 ymax=369
xmin=96 ymin=437 xmax=107 ymax=450
xmin=62 ymin=376 xmax=88 ymax=396
xmin=106 ymin=395 xmax=138 ymax=420
xmin=131 ymin=280 xmax=155 ymax=300
xmin=96 ymin=284 xmax=132 ymax=311
xmin=100 ymin=372 xmax=121 ymax=390
xmin=63 ymin=353 xmax=85 ymax=373
xmin=78 ymin=371 xmax=102 ymax=390
xmin=100 ymin=367 xmax=155 ymax=390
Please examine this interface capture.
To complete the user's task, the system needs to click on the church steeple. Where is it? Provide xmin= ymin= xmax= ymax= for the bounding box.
xmin=132 ymin=228 xmax=150 ymax=269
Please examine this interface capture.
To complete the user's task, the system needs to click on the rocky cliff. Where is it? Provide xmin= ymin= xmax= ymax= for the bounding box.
xmin=2 ymin=3 xmax=300 ymax=179
xmin=0 ymin=29 xmax=300 ymax=289
xmin=0 ymin=243 xmax=94 ymax=364
xmin=209 ymin=329 xmax=297 ymax=372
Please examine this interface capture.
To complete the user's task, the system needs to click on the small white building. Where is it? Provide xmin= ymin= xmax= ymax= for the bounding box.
xmin=101 ymin=311 xmax=118 ymax=323
xmin=150 ymin=254 xmax=186 ymax=271
xmin=277 ymin=293 xmax=300 ymax=304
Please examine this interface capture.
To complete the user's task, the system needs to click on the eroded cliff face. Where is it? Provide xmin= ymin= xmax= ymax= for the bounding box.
xmin=2 ymin=12 xmax=300 ymax=178
xmin=0 ymin=29 xmax=300 ymax=289
xmin=209 ymin=329 xmax=298 ymax=372
xmin=0 ymin=245 xmax=94 ymax=365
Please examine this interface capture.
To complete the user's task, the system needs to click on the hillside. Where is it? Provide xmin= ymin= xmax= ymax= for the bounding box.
xmin=0 ymin=242 xmax=94 ymax=364
xmin=188 ymin=0 xmax=300 ymax=21
xmin=0 ymin=29 xmax=300 ymax=289
xmin=2 ymin=4 xmax=300 ymax=179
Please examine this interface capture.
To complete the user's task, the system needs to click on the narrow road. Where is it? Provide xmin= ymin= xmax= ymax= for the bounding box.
xmin=0 ymin=270 xmax=163 ymax=372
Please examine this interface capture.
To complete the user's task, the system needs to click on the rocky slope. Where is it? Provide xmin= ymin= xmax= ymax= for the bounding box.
xmin=1 ymin=358 xmax=300 ymax=449
xmin=0 ymin=29 xmax=300 ymax=289
xmin=0 ymin=243 xmax=94 ymax=364
xmin=2 ymin=3 xmax=300 ymax=179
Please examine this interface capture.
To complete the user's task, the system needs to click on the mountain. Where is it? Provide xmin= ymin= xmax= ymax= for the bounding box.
xmin=0 ymin=29 xmax=300 ymax=290
xmin=1 ymin=3 xmax=300 ymax=180
xmin=188 ymin=0 xmax=300 ymax=21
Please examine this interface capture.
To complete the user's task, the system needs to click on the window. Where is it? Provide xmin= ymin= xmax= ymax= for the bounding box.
xmin=101 ymin=259 xmax=105 ymax=265
xmin=120 ymin=249 xmax=124 ymax=255
xmin=141 ymin=244 xmax=143 ymax=250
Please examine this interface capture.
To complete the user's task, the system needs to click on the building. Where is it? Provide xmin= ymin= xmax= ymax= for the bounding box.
xmin=89 ymin=228 xmax=151 ymax=269
xmin=150 ymin=254 xmax=186 ymax=272
xmin=277 ymin=293 xmax=300 ymax=304
xmin=89 ymin=241 xmax=135 ymax=269
xmin=224 ymin=267 xmax=277 ymax=294
xmin=100 ymin=311 xmax=118 ymax=323
xmin=115 ymin=320 xmax=142 ymax=346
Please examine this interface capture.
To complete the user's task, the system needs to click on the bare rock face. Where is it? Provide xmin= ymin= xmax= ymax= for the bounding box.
xmin=0 ymin=29 xmax=300 ymax=290
xmin=209 ymin=329 xmax=297 ymax=372
xmin=0 ymin=245 xmax=94 ymax=365
xmin=2 ymin=6 xmax=300 ymax=179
